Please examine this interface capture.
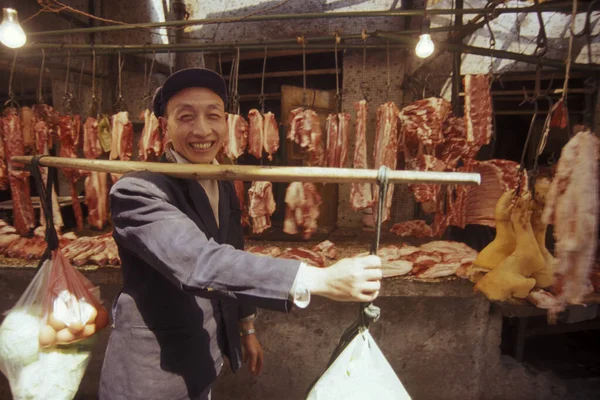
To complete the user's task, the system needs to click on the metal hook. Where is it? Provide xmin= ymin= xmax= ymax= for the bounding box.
xmin=259 ymin=46 xmax=267 ymax=114
xmin=37 ymin=48 xmax=46 ymax=104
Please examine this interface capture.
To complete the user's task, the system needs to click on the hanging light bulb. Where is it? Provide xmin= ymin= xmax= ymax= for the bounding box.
xmin=415 ymin=18 xmax=434 ymax=59
xmin=0 ymin=8 xmax=27 ymax=49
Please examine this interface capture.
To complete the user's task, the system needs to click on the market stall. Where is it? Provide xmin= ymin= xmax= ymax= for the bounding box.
xmin=1 ymin=0 xmax=600 ymax=399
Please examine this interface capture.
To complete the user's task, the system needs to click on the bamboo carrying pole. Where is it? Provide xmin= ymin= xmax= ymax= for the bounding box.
xmin=12 ymin=156 xmax=481 ymax=186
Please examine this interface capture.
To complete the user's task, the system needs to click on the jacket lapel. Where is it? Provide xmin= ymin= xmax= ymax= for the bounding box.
xmin=186 ymin=180 xmax=220 ymax=241
xmin=218 ymin=181 xmax=230 ymax=243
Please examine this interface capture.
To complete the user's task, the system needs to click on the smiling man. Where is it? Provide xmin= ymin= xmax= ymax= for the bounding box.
xmin=99 ymin=68 xmax=382 ymax=400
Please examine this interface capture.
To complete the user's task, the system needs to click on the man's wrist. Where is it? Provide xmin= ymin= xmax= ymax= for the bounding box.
xmin=240 ymin=328 xmax=256 ymax=337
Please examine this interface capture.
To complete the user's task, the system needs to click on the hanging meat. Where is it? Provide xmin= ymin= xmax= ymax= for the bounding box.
xmin=325 ymin=112 xmax=351 ymax=168
xmin=283 ymin=182 xmax=322 ymax=239
xmin=287 ymin=108 xmax=325 ymax=166
xmin=542 ymin=129 xmax=599 ymax=312
xmin=224 ymin=113 xmax=249 ymax=160
xmin=1 ymin=108 xmax=35 ymax=236
xmin=248 ymin=181 xmax=276 ymax=234
xmin=406 ymin=155 xmax=447 ymax=211
xmin=110 ymin=111 xmax=133 ymax=161
xmin=109 ymin=111 xmax=134 ymax=182
xmin=247 ymin=109 xmax=264 ymax=159
xmin=85 ymin=171 xmax=109 ymax=230
xmin=20 ymin=106 xmax=35 ymax=153
xmin=372 ymin=102 xmax=400 ymax=222
xmin=463 ymin=74 xmax=493 ymax=146
xmin=57 ymin=114 xmax=84 ymax=231
xmin=83 ymin=117 xmax=102 ymax=159
xmin=138 ymin=109 xmax=163 ymax=161
xmin=398 ymin=97 xmax=451 ymax=155
xmin=263 ymin=112 xmax=280 ymax=160
xmin=350 ymin=100 xmax=373 ymax=211
xmin=451 ymin=159 xmax=525 ymax=228
xmin=0 ymin=118 xmax=7 ymax=191
xmin=32 ymin=104 xmax=64 ymax=231
xmin=234 ymin=180 xmax=249 ymax=228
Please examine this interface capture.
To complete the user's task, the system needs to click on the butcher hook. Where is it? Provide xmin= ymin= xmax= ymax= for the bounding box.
xmin=4 ymin=51 xmax=19 ymax=110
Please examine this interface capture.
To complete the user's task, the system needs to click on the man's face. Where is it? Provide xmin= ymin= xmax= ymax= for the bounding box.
xmin=161 ymin=87 xmax=226 ymax=164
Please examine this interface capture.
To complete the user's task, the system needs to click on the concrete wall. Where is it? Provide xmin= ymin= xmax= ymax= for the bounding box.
xmin=0 ymin=267 xmax=573 ymax=400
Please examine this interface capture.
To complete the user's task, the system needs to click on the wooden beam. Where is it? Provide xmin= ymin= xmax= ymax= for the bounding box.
xmin=224 ymin=68 xmax=341 ymax=80
xmin=214 ymin=49 xmax=332 ymax=62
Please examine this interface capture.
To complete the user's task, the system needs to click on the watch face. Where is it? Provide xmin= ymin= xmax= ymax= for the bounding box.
xmin=294 ymin=282 xmax=310 ymax=309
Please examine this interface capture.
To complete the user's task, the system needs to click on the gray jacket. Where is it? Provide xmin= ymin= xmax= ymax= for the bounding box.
xmin=99 ymin=171 xmax=300 ymax=400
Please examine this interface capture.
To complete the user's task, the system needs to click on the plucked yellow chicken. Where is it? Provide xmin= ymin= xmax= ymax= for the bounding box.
xmin=472 ymin=190 xmax=517 ymax=270
xmin=475 ymin=191 xmax=546 ymax=301
xmin=530 ymin=178 xmax=556 ymax=288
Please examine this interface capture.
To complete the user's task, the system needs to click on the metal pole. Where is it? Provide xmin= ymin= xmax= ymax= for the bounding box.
xmin=376 ymin=32 xmax=600 ymax=72
xmin=26 ymin=2 xmax=576 ymax=38
xmin=12 ymin=156 xmax=482 ymax=186
xmin=452 ymin=0 xmax=463 ymax=116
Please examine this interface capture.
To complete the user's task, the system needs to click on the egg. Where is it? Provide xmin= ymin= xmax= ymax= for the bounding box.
xmin=81 ymin=324 xmax=96 ymax=338
xmin=55 ymin=328 xmax=76 ymax=344
xmin=38 ymin=325 xmax=57 ymax=347
xmin=47 ymin=312 xmax=67 ymax=331
xmin=86 ymin=306 xmax=98 ymax=325
xmin=95 ymin=308 xmax=109 ymax=330
xmin=68 ymin=321 xmax=84 ymax=334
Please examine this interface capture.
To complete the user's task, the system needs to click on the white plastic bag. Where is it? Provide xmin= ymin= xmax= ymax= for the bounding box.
xmin=307 ymin=329 xmax=411 ymax=400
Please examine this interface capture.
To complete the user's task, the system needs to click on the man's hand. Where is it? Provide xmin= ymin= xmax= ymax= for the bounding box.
xmin=240 ymin=322 xmax=264 ymax=376
xmin=300 ymin=255 xmax=382 ymax=302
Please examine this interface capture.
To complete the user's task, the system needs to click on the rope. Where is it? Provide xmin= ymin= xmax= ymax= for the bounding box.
xmin=516 ymin=99 xmax=538 ymax=196
xmin=200 ymin=50 xmax=205 ymax=69
xmin=62 ymin=51 xmax=73 ymax=114
xmin=360 ymin=30 xmax=369 ymax=102
xmin=259 ymin=46 xmax=267 ymax=114
xmin=115 ymin=51 xmax=125 ymax=111
xmin=6 ymin=51 xmax=18 ymax=108
xmin=300 ymin=35 xmax=307 ymax=105
xmin=334 ymin=33 xmax=341 ymax=113
xmin=31 ymin=156 xmax=60 ymax=269
xmin=37 ymin=49 xmax=46 ymax=104
xmin=562 ymin=0 xmax=578 ymax=137
xmin=77 ymin=59 xmax=85 ymax=114
xmin=385 ymin=41 xmax=391 ymax=102
xmin=91 ymin=49 xmax=98 ymax=117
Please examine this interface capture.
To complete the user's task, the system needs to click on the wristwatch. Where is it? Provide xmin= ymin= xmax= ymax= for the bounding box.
xmin=292 ymin=264 xmax=311 ymax=309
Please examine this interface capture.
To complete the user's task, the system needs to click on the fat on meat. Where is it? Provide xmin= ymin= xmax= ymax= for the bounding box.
xmin=463 ymin=75 xmax=493 ymax=146
xmin=20 ymin=106 xmax=35 ymax=153
xmin=58 ymin=114 xmax=84 ymax=231
xmin=1 ymin=109 xmax=35 ymax=235
xmin=138 ymin=109 xmax=163 ymax=161
xmin=542 ymin=129 xmax=599 ymax=311
xmin=224 ymin=114 xmax=249 ymax=160
xmin=85 ymin=171 xmax=109 ymax=230
xmin=246 ymin=245 xmax=282 ymax=258
xmin=248 ymin=181 xmax=276 ymax=234
xmin=452 ymin=159 xmax=526 ymax=228
xmin=247 ymin=109 xmax=264 ymax=159
xmin=32 ymin=104 xmax=64 ymax=231
xmin=283 ymin=182 xmax=322 ymax=239
xmin=234 ymin=180 xmax=250 ymax=228
xmin=263 ymin=112 xmax=280 ymax=160
xmin=280 ymin=247 xmax=325 ymax=268
xmin=372 ymin=102 xmax=400 ymax=222
xmin=287 ymin=108 xmax=325 ymax=166
xmin=110 ymin=111 xmax=134 ymax=161
xmin=406 ymin=155 xmax=447 ymax=207
xmin=350 ymin=100 xmax=373 ymax=210
xmin=83 ymin=117 xmax=102 ymax=159
xmin=398 ymin=97 xmax=451 ymax=152
xmin=312 ymin=240 xmax=338 ymax=259
xmin=325 ymin=112 xmax=350 ymax=168
xmin=390 ymin=220 xmax=434 ymax=238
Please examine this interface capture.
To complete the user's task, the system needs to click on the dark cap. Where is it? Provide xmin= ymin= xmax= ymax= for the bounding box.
xmin=152 ymin=68 xmax=228 ymax=118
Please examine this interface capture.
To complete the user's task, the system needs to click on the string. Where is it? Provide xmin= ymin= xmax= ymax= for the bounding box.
xmin=37 ymin=49 xmax=46 ymax=104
